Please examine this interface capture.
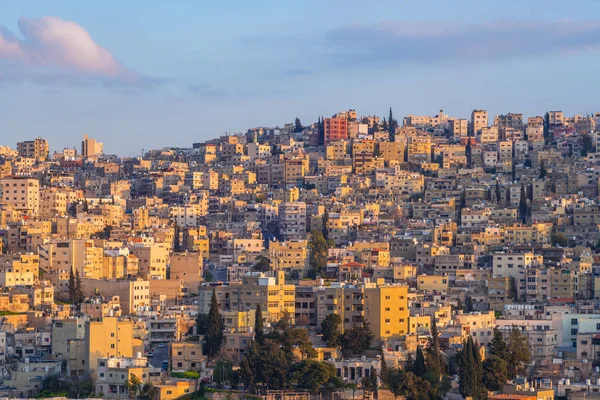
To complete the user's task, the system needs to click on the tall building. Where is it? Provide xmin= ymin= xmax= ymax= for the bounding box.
xmin=84 ymin=317 xmax=135 ymax=374
xmin=17 ymin=137 xmax=49 ymax=160
xmin=324 ymin=117 xmax=349 ymax=145
xmin=82 ymin=134 xmax=104 ymax=158
xmin=1 ymin=177 xmax=40 ymax=216
xmin=470 ymin=109 xmax=488 ymax=135
xmin=278 ymin=201 xmax=307 ymax=240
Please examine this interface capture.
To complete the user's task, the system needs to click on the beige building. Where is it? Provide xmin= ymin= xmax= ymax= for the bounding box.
xmin=131 ymin=242 xmax=169 ymax=279
xmin=81 ymin=278 xmax=150 ymax=315
xmin=1 ymin=177 xmax=40 ymax=216
xmin=169 ymin=252 xmax=202 ymax=294
xmin=17 ymin=137 xmax=49 ymax=160
xmin=82 ymin=134 xmax=104 ymax=158
xmin=471 ymin=109 xmax=488 ymax=134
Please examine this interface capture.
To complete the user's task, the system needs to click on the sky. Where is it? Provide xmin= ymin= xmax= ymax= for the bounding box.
xmin=1 ymin=1 xmax=600 ymax=155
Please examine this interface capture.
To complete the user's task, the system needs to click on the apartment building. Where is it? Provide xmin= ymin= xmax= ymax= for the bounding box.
xmin=1 ymin=177 xmax=40 ymax=216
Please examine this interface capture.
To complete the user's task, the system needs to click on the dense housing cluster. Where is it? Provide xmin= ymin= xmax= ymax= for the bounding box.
xmin=1 ymin=108 xmax=600 ymax=399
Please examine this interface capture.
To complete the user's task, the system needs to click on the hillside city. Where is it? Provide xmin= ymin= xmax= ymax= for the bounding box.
xmin=2 ymin=108 xmax=600 ymax=400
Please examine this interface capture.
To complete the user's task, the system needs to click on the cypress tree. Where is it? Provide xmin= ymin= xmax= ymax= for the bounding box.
xmin=254 ymin=304 xmax=264 ymax=343
xmin=75 ymin=269 xmax=84 ymax=305
xmin=495 ymin=181 xmax=501 ymax=204
xmin=488 ymin=327 xmax=508 ymax=360
xmin=413 ymin=346 xmax=427 ymax=377
xmin=539 ymin=160 xmax=547 ymax=178
xmin=466 ymin=134 xmax=472 ymax=168
xmin=68 ymin=268 xmax=76 ymax=303
xmin=459 ymin=336 xmax=482 ymax=398
xmin=519 ymin=183 xmax=528 ymax=223
xmin=205 ymin=289 xmax=225 ymax=359
xmin=426 ymin=318 xmax=443 ymax=377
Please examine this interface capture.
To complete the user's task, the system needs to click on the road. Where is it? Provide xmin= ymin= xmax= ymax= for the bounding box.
xmin=149 ymin=345 xmax=169 ymax=369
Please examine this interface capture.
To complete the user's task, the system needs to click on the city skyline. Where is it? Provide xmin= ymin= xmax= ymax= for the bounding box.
xmin=2 ymin=0 xmax=600 ymax=154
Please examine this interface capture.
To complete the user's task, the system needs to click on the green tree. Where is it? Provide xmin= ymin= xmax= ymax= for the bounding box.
xmin=294 ymin=118 xmax=303 ymax=133
xmin=291 ymin=360 xmax=338 ymax=392
xmin=543 ymin=112 xmax=550 ymax=141
xmin=458 ymin=336 xmax=483 ymax=399
xmin=127 ymin=374 xmax=142 ymax=399
xmin=321 ymin=313 xmax=342 ymax=348
xmin=341 ymin=323 xmax=374 ymax=354
xmin=196 ymin=313 xmax=209 ymax=335
xmin=173 ymin=226 xmax=182 ymax=252
xmin=203 ymin=270 xmax=214 ymax=282
xmin=361 ymin=366 xmax=379 ymax=400
xmin=74 ymin=270 xmax=84 ymax=304
xmin=483 ymin=355 xmax=508 ymax=391
xmin=214 ymin=359 xmax=238 ymax=387
xmin=388 ymin=107 xmax=398 ymax=142
xmin=82 ymin=198 xmax=89 ymax=213
xmin=519 ymin=183 xmax=528 ymax=223
xmin=254 ymin=304 xmax=264 ymax=343
xmin=551 ymin=232 xmax=568 ymax=247
xmin=539 ymin=160 xmax=547 ymax=178
xmin=253 ymin=256 xmax=271 ymax=272
xmin=495 ymin=181 xmax=502 ymax=204
xmin=68 ymin=268 xmax=76 ymax=303
xmin=506 ymin=327 xmax=532 ymax=379
xmin=204 ymin=289 xmax=225 ymax=359
xmin=488 ymin=327 xmax=508 ymax=360
xmin=382 ymin=117 xmax=389 ymax=133
xmin=466 ymin=134 xmax=472 ymax=169
xmin=321 ymin=210 xmax=329 ymax=240
xmin=413 ymin=346 xmax=427 ymax=377
xmin=582 ymin=133 xmax=595 ymax=156
xmin=308 ymin=230 xmax=329 ymax=277
xmin=425 ymin=318 xmax=444 ymax=377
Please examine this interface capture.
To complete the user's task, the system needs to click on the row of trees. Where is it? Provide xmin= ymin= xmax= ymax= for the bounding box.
xmin=240 ymin=310 xmax=344 ymax=392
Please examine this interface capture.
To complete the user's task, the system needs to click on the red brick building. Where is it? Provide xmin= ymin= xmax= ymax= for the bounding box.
xmin=324 ymin=117 xmax=348 ymax=145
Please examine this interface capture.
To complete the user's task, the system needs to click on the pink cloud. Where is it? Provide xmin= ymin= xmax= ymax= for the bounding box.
xmin=0 ymin=16 xmax=131 ymax=79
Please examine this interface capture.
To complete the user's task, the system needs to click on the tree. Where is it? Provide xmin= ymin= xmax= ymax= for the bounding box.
xmin=204 ymin=289 xmax=225 ymax=359
xmin=413 ymin=347 xmax=427 ymax=377
xmin=214 ymin=359 xmax=238 ymax=387
xmin=582 ymin=133 xmax=595 ymax=156
xmin=254 ymin=304 xmax=264 ymax=343
xmin=291 ymin=360 xmax=338 ymax=392
xmin=203 ymin=270 xmax=213 ymax=282
xmin=127 ymin=374 xmax=142 ymax=399
xmin=519 ymin=183 xmax=528 ymax=223
xmin=425 ymin=318 xmax=444 ymax=378
xmin=82 ymin=198 xmax=89 ymax=213
xmin=294 ymin=118 xmax=303 ymax=133
xmin=173 ymin=226 xmax=182 ymax=252
xmin=388 ymin=107 xmax=398 ymax=142
xmin=68 ymin=268 xmax=76 ymax=303
xmin=539 ymin=160 xmax=547 ymax=178
xmin=321 ymin=210 xmax=329 ymax=240
xmin=551 ymin=232 xmax=568 ymax=247
xmin=321 ymin=313 xmax=342 ymax=348
xmin=465 ymin=135 xmax=472 ymax=169
xmin=361 ymin=366 xmax=378 ymax=400
xmin=341 ymin=323 xmax=374 ymax=354
xmin=488 ymin=328 xmax=508 ymax=360
xmin=196 ymin=313 xmax=209 ymax=335
xmin=74 ymin=270 xmax=84 ymax=304
xmin=382 ymin=117 xmax=389 ymax=133
xmin=495 ymin=181 xmax=502 ymax=204
xmin=308 ymin=230 xmax=329 ymax=277
xmin=543 ymin=112 xmax=550 ymax=142
xmin=458 ymin=336 xmax=483 ymax=399
xmin=506 ymin=327 xmax=532 ymax=379
xmin=483 ymin=355 xmax=508 ymax=391
xmin=253 ymin=256 xmax=271 ymax=272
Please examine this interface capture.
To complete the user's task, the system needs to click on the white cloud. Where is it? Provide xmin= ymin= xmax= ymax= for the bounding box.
xmin=0 ymin=16 xmax=131 ymax=80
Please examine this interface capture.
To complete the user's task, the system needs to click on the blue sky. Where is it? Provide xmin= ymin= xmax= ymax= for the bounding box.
xmin=1 ymin=0 xmax=600 ymax=155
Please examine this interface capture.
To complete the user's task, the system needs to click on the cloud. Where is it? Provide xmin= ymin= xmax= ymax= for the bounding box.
xmin=0 ymin=16 xmax=138 ymax=83
xmin=325 ymin=20 xmax=600 ymax=66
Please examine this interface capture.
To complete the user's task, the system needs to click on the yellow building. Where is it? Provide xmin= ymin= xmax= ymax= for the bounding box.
xmin=169 ymin=342 xmax=204 ymax=372
xmin=154 ymin=380 xmax=197 ymax=400
xmin=269 ymin=240 xmax=309 ymax=276
xmin=417 ymin=274 xmax=449 ymax=295
xmin=131 ymin=243 xmax=169 ymax=279
xmin=84 ymin=317 xmax=135 ymax=375
xmin=316 ymin=280 xmax=409 ymax=340
xmin=0 ymin=254 xmax=39 ymax=287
